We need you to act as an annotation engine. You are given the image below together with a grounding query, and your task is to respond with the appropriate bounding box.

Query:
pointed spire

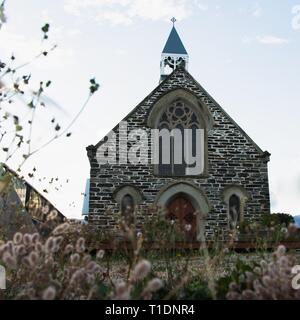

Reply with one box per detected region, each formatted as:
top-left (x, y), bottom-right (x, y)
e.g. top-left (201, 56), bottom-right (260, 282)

top-left (162, 19), bottom-right (188, 55)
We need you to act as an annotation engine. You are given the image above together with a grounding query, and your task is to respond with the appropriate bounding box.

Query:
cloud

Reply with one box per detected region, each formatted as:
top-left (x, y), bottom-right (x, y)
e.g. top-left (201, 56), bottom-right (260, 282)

top-left (64, 0), bottom-right (197, 25)
top-left (256, 35), bottom-right (289, 45)
top-left (0, 26), bottom-right (75, 70)
top-left (242, 34), bottom-right (290, 46)
top-left (193, 0), bottom-right (208, 11)
top-left (114, 48), bottom-right (128, 56)
top-left (95, 10), bottom-right (132, 26)
top-left (242, 35), bottom-right (252, 44)
top-left (253, 3), bottom-right (262, 18)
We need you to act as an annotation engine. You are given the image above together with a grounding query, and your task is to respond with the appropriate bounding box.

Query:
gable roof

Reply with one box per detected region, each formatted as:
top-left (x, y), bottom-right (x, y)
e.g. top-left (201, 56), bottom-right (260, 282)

top-left (162, 26), bottom-right (188, 55)
top-left (88, 67), bottom-right (270, 159)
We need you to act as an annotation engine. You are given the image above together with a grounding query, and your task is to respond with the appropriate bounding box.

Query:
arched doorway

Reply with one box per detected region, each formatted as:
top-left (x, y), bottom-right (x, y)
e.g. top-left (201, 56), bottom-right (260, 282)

top-left (156, 182), bottom-right (210, 242)
top-left (167, 194), bottom-right (197, 241)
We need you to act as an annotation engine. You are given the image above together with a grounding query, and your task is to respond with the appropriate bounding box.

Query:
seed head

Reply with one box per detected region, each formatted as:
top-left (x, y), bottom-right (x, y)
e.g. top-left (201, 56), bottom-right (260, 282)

top-left (276, 245), bottom-right (286, 257)
top-left (45, 237), bottom-right (55, 253)
top-left (53, 223), bottom-right (69, 235)
top-left (76, 237), bottom-right (85, 253)
top-left (132, 259), bottom-right (151, 281)
top-left (64, 244), bottom-right (74, 255)
top-left (16, 244), bottom-right (26, 256)
top-left (3, 252), bottom-right (17, 269)
top-left (13, 232), bottom-right (23, 245)
top-left (23, 234), bottom-right (32, 246)
top-left (47, 210), bottom-right (58, 221)
top-left (145, 278), bottom-right (163, 292)
top-left (42, 286), bottom-right (56, 300)
top-left (31, 233), bottom-right (40, 244)
top-left (96, 249), bottom-right (105, 259)
top-left (70, 253), bottom-right (80, 265)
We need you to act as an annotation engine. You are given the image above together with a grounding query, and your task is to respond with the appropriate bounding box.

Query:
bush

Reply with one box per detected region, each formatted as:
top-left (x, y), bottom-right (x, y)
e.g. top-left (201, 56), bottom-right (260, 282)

top-left (180, 277), bottom-right (212, 300)
top-left (262, 213), bottom-right (295, 228)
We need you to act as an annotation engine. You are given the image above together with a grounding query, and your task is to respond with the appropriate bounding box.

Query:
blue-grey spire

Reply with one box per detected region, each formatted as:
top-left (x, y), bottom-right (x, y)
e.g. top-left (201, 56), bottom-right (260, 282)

top-left (162, 26), bottom-right (188, 55)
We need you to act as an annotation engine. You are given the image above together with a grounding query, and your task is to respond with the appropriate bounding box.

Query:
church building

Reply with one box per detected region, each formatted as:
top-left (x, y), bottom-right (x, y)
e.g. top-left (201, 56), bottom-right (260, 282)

top-left (86, 23), bottom-right (271, 241)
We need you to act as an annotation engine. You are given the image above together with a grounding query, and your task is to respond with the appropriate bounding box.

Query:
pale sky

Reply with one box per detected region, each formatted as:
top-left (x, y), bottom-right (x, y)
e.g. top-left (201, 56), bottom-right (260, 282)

top-left (1, 0), bottom-right (300, 218)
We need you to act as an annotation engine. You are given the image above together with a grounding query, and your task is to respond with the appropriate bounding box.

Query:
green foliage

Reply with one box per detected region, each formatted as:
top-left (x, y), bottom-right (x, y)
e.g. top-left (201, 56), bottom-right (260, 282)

top-left (216, 258), bottom-right (254, 300)
top-left (89, 78), bottom-right (100, 94)
top-left (142, 213), bottom-right (185, 243)
top-left (180, 277), bottom-right (212, 300)
top-left (262, 213), bottom-right (295, 228)
top-left (95, 281), bottom-right (111, 299)
top-left (41, 23), bottom-right (50, 39)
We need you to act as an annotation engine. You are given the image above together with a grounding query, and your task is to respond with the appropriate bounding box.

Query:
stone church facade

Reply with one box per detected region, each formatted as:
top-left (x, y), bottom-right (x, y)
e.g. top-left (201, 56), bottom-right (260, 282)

top-left (86, 25), bottom-right (271, 241)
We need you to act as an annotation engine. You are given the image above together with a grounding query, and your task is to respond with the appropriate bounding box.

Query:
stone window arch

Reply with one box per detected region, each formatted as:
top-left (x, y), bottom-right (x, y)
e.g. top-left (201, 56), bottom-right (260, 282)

top-left (114, 186), bottom-right (143, 223)
top-left (148, 89), bottom-right (213, 177)
top-left (221, 186), bottom-right (249, 229)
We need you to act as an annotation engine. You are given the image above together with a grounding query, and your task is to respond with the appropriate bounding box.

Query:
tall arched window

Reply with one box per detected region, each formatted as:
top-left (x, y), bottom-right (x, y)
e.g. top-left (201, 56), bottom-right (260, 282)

top-left (121, 194), bottom-right (134, 223)
top-left (157, 100), bottom-right (202, 176)
top-left (222, 186), bottom-right (249, 230)
top-left (229, 194), bottom-right (241, 227)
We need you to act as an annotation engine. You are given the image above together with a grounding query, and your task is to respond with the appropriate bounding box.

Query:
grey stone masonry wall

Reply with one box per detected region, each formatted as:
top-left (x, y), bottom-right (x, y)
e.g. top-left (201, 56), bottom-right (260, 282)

top-left (86, 67), bottom-right (271, 240)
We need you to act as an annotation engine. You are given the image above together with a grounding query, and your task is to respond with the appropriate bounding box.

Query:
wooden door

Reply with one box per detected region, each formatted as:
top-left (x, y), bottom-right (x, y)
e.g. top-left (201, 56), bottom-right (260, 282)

top-left (167, 196), bottom-right (197, 241)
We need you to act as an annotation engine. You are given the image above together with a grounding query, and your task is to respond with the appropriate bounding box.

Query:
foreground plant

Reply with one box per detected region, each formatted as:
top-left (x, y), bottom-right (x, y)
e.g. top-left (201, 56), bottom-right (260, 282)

top-left (226, 245), bottom-right (300, 300)
top-left (0, 223), bottom-right (102, 299)
top-left (0, 219), bottom-right (164, 300)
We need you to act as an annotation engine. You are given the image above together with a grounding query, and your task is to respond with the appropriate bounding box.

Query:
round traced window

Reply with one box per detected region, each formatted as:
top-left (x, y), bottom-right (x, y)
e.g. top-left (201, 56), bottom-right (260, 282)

top-left (158, 100), bottom-right (200, 130)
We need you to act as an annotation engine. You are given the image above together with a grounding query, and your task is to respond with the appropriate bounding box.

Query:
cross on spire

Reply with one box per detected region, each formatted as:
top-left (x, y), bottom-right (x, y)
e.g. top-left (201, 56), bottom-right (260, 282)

top-left (171, 17), bottom-right (177, 26)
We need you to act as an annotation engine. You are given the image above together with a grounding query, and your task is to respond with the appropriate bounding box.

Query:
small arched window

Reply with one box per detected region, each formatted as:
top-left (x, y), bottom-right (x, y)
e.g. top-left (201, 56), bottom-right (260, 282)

top-left (157, 100), bottom-right (202, 176)
top-left (222, 185), bottom-right (249, 230)
top-left (229, 194), bottom-right (241, 227)
top-left (114, 186), bottom-right (142, 224)
top-left (121, 194), bottom-right (134, 224)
